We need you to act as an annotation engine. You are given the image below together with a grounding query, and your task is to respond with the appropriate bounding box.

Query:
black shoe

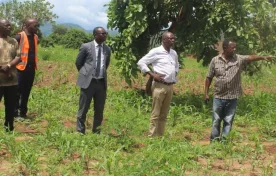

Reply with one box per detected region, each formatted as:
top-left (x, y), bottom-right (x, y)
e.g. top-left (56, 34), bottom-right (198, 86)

top-left (4, 126), bottom-right (14, 132)
top-left (14, 115), bottom-right (25, 121)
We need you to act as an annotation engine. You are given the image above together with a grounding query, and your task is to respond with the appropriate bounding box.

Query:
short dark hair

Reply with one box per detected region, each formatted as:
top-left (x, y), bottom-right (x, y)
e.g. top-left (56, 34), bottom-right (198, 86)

top-left (222, 39), bottom-right (235, 50)
top-left (93, 27), bottom-right (104, 35)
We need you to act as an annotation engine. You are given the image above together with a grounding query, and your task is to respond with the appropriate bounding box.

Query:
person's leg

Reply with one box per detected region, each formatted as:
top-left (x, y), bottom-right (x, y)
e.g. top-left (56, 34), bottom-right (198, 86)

top-left (0, 87), bottom-right (3, 102)
top-left (210, 98), bottom-right (225, 142)
top-left (222, 99), bottom-right (237, 140)
top-left (76, 84), bottom-right (94, 134)
top-left (4, 85), bottom-right (17, 131)
top-left (149, 82), bottom-right (166, 137)
top-left (15, 70), bottom-right (24, 117)
top-left (0, 87), bottom-right (6, 129)
top-left (158, 84), bottom-right (173, 136)
top-left (19, 68), bottom-right (35, 117)
top-left (92, 80), bottom-right (106, 134)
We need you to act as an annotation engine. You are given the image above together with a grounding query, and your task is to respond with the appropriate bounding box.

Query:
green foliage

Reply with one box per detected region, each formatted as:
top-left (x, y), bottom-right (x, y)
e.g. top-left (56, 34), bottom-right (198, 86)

top-left (0, 0), bottom-right (58, 35)
top-left (38, 45), bottom-right (78, 61)
top-left (60, 28), bottom-right (92, 49)
top-left (47, 27), bottom-right (93, 49)
top-left (0, 57), bottom-right (276, 175)
top-left (107, 0), bottom-right (276, 84)
top-left (40, 36), bottom-right (55, 48)
top-left (52, 24), bottom-right (68, 35)
top-left (47, 24), bottom-right (69, 45)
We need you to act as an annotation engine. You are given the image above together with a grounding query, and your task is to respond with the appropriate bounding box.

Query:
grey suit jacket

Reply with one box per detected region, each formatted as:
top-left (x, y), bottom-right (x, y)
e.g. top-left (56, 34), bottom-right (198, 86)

top-left (75, 41), bottom-right (111, 89)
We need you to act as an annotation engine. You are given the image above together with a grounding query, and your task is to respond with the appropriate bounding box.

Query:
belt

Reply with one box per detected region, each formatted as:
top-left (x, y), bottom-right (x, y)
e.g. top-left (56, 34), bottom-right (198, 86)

top-left (154, 79), bottom-right (175, 85)
top-left (91, 78), bottom-right (104, 83)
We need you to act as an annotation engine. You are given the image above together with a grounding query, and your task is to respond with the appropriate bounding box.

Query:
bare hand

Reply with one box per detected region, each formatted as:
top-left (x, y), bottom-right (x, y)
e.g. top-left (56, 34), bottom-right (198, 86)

top-left (264, 56), bottom-right (276, 61)
top-left (152, 73), bottom-right (165, 82)
top-left (0, 65), bottom-right (9, 72)
top-left (204, 94), bottom-right (209, 104)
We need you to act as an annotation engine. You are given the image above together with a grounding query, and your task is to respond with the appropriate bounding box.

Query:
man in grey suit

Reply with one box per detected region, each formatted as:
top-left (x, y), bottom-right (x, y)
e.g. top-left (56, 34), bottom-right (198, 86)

top-left (75, 27), bottom-right (111, 134)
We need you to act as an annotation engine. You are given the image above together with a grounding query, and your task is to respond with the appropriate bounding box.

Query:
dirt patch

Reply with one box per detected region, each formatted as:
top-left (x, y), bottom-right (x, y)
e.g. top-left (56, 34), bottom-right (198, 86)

top-left (264, 144), bottom-right (276, 154)
top-left (0, 160), bottom-right (13, 175)
top-left (83, 159), bottom-right (105, 175)
top-left (0, 149), bottom-right (11, 158)
top-left (15, 136), bottom-right (33, 141)
top-left (35, 62), bottom-right (76, 88)
top-left (71, 152), bottom-right (81, 160)
top-left (63, 120), bottom-right (75, 129)
top-left (15, 124), bottom-right (38, 134)
top-left (197, 157), bottom-right (263, 175)
top-left (40, 120), bottom-right (49, 128)
top-left (132, 143), bottom-right (146, 149)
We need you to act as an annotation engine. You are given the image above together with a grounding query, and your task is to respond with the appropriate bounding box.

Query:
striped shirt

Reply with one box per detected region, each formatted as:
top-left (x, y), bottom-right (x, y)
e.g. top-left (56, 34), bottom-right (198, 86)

top-left (207, 54), bottom-right (249, 99)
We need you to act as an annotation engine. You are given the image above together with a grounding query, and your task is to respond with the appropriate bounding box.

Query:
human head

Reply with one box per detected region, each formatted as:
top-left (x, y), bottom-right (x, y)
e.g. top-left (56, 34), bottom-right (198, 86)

top-left (24, 18), bottom-right (39, 34)
top-left (222, 39), bottom-right (236, 57)
top-left (0, 19), bottom-right (12, 37)
top-left (93, 27), bottom-right (107, 44)
top-left (162, 32), bottom-right (175, 49)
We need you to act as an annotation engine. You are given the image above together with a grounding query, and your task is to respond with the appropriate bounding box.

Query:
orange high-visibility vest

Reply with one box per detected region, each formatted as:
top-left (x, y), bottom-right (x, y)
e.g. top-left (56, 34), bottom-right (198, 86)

top-left (16, 31), bottom-right (38, 70)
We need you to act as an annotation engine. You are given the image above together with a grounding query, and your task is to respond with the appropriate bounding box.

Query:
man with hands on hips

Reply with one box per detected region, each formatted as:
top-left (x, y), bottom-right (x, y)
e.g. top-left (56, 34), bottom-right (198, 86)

top-left (138, 31), bottom-right (179, 137)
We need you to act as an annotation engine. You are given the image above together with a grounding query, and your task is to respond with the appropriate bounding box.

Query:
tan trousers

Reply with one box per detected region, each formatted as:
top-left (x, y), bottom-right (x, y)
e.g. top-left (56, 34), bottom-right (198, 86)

top-left (149, 81), bottom-right (173, 136)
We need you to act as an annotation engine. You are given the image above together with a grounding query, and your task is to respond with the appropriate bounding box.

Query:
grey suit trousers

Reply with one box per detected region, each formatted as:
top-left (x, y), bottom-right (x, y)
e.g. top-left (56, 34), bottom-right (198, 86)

top-left (76, 78), bottom-right (106, 134)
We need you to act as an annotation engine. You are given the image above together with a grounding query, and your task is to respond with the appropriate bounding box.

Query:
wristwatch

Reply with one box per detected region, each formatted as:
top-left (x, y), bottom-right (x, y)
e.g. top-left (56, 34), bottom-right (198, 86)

top-left (7, 63), bottom-right (11, 68)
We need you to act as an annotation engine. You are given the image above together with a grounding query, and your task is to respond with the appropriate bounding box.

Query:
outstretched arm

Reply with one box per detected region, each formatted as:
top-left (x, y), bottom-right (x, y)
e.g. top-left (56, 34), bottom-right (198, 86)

top-left (248, 55), bottom-right (275, 62)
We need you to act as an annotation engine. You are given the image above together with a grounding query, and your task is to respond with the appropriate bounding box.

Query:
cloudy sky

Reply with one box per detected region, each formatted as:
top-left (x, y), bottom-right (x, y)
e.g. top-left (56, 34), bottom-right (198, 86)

top-left (46, 0), bottom-right (111, 30)
top-left (1, 0), bottom-right (111, 30)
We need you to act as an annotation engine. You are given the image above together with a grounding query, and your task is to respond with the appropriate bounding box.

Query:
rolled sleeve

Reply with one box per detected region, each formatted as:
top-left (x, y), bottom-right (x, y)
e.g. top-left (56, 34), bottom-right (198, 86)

top-left (237, 54), bottom-right (249, 67)
top-left (206, 59), bottom-right (215, 78)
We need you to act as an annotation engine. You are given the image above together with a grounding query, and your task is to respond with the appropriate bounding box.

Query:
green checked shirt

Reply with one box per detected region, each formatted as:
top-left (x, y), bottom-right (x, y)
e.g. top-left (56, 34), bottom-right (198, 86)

top-left (207, 54), bottom-right (249, 99)
top-left (0, 37), bottom-right (21, 86)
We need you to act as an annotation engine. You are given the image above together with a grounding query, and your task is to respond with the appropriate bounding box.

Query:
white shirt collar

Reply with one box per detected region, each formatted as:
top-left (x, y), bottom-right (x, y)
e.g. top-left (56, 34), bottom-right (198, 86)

top-left (160, 45), bottom-right (171, 53)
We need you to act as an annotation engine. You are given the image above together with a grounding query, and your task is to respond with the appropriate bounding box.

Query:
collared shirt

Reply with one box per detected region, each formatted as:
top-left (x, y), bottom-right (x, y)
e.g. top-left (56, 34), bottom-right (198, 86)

top-left (207, 54), bottom-right (249, 99)
top-left (137, 45), bottom-right (179, 83)
top-left (15, 33), bottom-right (36, 67)
top-left (0, 37), bottom-right (21, 86)
top-left (93, 40), bottom-right (105, 79)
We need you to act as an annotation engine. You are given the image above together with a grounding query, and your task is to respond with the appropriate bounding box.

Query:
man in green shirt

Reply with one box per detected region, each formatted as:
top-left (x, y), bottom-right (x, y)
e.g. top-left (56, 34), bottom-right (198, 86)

top-left (0, 19), bottom-right (21, 131)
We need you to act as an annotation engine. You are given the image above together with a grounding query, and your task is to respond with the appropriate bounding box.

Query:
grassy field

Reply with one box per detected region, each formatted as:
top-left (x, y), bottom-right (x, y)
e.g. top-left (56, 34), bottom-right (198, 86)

top-left (0, 46), bottom-right (276, 175)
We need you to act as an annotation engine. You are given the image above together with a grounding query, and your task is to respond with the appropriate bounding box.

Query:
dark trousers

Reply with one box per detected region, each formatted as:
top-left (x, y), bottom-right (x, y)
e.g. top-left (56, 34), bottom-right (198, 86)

top-left (0, 85), bottom-right (17, 131)
top-left (16, 66), bottom-right (35, 116)
top-left (76, 79), bottom-right (106, 134)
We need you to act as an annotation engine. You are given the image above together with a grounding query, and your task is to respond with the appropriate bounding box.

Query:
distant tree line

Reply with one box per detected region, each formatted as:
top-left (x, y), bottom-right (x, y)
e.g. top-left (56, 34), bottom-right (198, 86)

top-left (0, 0), bottom-right (57, 37)
top-left (40, 24), bottom-right (93, 49)
top-left (0, 0), bottom-right (95, 49)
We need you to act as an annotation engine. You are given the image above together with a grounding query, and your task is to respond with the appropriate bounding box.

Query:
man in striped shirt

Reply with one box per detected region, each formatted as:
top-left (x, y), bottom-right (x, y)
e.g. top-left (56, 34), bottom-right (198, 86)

top-left (204, 39), bottom-right (274, 142)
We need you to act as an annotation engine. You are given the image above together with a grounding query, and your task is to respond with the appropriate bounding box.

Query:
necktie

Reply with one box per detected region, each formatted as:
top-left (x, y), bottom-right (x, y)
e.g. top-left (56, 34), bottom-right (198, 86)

top-left (95, 45), bottom-right (102, 77)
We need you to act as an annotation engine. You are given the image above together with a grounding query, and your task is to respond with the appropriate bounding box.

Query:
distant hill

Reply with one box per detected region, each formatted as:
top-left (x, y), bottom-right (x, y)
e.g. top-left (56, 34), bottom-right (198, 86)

top-left (40, 23), bottom-right (118, 37)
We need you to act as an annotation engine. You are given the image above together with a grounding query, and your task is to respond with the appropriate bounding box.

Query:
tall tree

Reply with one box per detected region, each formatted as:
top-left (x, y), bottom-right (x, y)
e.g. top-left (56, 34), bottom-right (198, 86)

top-left (0, 0), bottom-right (58, 34)
top-left (107, 0), bottom-right (276, 85)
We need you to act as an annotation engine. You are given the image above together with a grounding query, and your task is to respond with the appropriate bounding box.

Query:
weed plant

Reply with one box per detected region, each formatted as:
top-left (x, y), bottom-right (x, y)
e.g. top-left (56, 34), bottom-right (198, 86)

top-left (0, 50), bottom-right (275, 175)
